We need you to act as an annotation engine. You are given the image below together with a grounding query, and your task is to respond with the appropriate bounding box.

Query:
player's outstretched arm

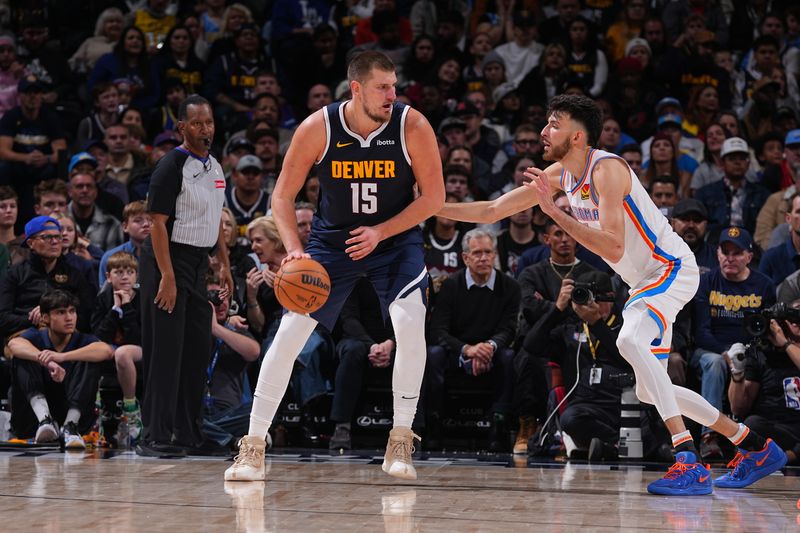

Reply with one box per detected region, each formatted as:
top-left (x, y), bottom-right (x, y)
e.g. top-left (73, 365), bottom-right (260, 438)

top-left (437, 162), bottom-right (562, 223)
top-left (529, 159), bottom-right (626, 263)
top-left (438, 184), bottom-right (538, 223)
top-left (271, 110), bottom-right (326, 260)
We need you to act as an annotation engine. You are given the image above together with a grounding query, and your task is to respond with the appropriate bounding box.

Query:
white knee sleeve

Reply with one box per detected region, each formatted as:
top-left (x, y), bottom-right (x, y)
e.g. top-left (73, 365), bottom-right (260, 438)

top-left (618, 303), bottom-right (720, 426)
top-left (248, 312), bottom-right (318, 438)
top-left (388, 289), bottom-right (427, 428)
top-left (617, 306), bottom-right (682, 421)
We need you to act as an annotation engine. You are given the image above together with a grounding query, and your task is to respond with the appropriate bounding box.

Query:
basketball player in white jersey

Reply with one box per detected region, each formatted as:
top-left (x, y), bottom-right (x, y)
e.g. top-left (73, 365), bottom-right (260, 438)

top-left (439, 95), bottom-right (786, 495)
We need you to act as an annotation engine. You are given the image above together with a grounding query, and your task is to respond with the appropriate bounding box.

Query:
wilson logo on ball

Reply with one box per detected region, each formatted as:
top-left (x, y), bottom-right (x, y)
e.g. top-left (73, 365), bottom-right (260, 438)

top-left (274, 258), bottom-right (331, 314)
top-left (301, 274), bottom-right (330, 292)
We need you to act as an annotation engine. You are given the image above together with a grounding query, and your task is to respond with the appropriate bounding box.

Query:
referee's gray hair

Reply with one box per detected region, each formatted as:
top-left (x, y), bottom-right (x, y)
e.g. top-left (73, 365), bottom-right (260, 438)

top-left (462, 227), bottom-right (497, 251)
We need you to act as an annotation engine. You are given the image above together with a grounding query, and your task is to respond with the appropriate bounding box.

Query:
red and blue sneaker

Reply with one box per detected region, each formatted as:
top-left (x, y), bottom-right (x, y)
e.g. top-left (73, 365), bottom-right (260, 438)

top-left (647, 451), bottom-right (713, 496)
top-left (713, 439), bottom-right (787, 489)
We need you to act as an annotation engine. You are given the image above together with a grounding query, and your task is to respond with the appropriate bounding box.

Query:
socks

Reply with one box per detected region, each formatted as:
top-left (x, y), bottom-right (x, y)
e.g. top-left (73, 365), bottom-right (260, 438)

top-left (730, 423), bottom-right (767, 451)
top-left (672, 430), bottom-right (700, 458)
top-left (30, 394), bottom-right (50, 423)
top-left (65, 408), bottom-right (80, 426)
top-left (123, 398), bottom-right (138, 411)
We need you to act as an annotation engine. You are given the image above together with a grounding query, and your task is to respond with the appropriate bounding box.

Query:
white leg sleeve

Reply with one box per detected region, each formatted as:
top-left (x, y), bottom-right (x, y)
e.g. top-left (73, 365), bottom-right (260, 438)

top-left (388, 289), bottom-right (427, 428)
top-left (248, 312), bottom-right (318, 438)
top-left (617, 302), bottom-right (720, 427)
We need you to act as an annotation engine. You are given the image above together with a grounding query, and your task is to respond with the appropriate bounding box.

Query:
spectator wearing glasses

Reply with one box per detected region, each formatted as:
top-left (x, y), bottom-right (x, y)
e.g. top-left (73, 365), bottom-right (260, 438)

top-left (0, 216), bottom-right (95, 339)
top-left (492, 123), bottom-right (542, 175)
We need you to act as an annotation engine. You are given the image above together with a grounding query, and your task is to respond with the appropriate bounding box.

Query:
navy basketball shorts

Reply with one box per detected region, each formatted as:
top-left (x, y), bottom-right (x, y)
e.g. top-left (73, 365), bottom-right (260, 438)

top-left (305, 239), bottom-right (428, 332)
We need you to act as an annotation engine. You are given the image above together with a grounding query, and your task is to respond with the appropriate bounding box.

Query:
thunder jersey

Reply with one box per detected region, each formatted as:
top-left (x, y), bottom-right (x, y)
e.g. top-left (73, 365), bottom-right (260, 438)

top-left (561, 148), bottom-right (692, 287)
top-left (312, 101), bottom-right (420, 251)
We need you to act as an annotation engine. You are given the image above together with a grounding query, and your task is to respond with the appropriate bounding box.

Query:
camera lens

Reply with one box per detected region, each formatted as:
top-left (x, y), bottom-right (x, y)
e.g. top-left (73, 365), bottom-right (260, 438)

top-left (744, 314), bottom-right (767, 338)
top-left (572, 286), bottom-right (592, 305)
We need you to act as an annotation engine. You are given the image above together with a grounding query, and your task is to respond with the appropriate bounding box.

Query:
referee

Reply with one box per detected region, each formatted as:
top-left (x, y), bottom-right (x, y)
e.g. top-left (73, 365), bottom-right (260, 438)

top-left (136, 95), bottom-right (232, 457)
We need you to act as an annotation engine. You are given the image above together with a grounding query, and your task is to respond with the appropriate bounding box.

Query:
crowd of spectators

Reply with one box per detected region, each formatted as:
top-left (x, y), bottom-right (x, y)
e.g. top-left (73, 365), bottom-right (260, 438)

top-left (0, 0), bottom-right (799, 463)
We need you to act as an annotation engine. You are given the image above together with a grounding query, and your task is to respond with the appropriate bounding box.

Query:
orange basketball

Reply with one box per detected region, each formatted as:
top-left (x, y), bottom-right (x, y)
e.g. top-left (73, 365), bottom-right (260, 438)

top-left (274, 258), bottom-right (331, 314)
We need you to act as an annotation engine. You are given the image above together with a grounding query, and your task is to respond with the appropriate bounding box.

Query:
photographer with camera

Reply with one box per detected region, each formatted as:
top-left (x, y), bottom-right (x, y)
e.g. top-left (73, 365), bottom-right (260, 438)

top-left (693, 227), bottom-right (776, 460)
top-left (202, 273), bottom-right (261, 452)
top-left (513, 218), bottom-right (598, 454)
top-left (520, 270), bottom-right (636, 461)
top-left (726, 300), bottom-right (800, 466)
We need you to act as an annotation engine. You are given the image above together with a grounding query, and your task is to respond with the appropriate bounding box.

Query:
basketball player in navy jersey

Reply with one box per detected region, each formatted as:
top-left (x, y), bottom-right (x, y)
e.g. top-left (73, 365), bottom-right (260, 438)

top-left (438, 94), bottom-right (786, 496)
top-left (225, 51), bottom-right (444, 482)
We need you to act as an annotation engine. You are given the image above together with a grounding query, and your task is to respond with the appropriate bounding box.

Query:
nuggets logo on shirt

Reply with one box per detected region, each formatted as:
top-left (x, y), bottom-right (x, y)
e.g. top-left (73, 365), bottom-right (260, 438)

top-left (708, 291), bottom-right (763, 317)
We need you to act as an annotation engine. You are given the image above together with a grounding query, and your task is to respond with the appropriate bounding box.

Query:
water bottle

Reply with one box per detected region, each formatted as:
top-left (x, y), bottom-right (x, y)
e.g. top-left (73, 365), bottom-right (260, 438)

top-left (618, 385), bottom-right (643, 459)
top-left (116, 416), bottom-right (130, 450)
top-left (0, 399), bottom-right (10, 441)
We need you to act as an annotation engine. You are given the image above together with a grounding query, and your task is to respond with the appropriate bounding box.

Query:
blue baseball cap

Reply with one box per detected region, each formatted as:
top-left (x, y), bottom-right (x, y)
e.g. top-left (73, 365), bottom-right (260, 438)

top-left (23, 216), bottom-right (61, 246)
top-left (785, 129), bottom-right (800, 147)
top-left (68, 152), bottom-right (98, 173)
top-left (657, 114), bottom-right (682, 129)
top-left (718, 226), bottom-right (752, 251)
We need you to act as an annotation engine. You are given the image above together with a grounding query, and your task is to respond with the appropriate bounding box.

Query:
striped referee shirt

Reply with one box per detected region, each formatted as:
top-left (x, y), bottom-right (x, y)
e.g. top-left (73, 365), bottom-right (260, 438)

top-left (147, 146), bottom-right (226, 248)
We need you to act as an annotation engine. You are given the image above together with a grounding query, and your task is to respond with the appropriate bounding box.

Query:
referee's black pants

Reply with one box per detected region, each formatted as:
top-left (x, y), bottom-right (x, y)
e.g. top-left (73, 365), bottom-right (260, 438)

top-left (140, 241), bottom-right (211, 446)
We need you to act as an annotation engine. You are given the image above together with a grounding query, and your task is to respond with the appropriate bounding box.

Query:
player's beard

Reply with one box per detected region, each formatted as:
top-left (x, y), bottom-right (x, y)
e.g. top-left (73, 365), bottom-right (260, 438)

top-left (363, 101), bottom-right (389, 123)
top-left (544, 137), bottom-right (571, 161)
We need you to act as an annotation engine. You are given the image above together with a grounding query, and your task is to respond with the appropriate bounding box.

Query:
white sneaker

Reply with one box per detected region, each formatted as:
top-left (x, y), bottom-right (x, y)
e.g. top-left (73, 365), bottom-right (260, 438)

top-left (35, 417), bottom-right (59, 444)
top-left (382, 427), bottom-right (420, 480)
top-left (224, 436), bottom-right (267, 481)
top-left (62, 422), bottom-right (86, 450)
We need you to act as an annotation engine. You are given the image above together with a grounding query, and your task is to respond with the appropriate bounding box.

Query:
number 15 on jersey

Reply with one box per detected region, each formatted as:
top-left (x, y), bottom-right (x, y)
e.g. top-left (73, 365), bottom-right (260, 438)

top-left (351, 183), bottom-right (377, 214)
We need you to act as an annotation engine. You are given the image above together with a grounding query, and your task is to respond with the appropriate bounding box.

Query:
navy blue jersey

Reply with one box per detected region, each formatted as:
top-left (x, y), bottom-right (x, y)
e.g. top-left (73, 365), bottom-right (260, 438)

top-left (311, 101), bottom-right (421, 251)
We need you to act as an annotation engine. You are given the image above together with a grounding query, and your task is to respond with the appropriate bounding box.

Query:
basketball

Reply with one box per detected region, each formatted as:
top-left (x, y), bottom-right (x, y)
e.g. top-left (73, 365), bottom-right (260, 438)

top-left (274, 258), bottom-right (331, 314)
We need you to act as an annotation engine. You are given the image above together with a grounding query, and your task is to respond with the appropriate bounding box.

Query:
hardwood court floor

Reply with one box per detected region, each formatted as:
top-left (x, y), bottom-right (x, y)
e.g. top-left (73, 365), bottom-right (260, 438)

top-left (1, 448), bottom-right (798, 532)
